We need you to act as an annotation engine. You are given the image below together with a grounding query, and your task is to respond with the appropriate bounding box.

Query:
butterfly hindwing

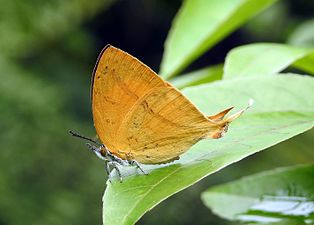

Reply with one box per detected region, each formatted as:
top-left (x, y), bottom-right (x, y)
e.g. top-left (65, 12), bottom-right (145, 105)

top-left (115, 86), bottom-right (211, 163)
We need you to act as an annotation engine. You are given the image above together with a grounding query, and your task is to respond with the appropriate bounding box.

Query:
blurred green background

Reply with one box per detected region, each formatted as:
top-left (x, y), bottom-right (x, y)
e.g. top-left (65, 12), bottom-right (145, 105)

top-left (0, 0), bottom-right (313, 225)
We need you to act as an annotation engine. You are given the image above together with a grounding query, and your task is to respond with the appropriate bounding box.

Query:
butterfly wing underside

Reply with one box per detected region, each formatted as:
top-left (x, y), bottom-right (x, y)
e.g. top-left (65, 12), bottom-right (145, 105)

top-left (92, 45), bottom-right (211, 164)
top-left (116, 86), bottom-right (214, 164)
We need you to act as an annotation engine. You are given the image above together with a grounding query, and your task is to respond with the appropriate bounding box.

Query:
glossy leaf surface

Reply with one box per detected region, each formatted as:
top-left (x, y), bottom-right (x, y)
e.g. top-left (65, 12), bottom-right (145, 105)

top-left (160, 0), bottom-right (277, 79)
top-left (201, 164), bottom-right (314, 224)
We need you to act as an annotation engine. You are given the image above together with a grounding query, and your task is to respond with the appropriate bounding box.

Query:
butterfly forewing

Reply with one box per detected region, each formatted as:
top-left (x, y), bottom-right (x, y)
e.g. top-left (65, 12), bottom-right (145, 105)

top-left (92, 46), bottom-right (212, 164)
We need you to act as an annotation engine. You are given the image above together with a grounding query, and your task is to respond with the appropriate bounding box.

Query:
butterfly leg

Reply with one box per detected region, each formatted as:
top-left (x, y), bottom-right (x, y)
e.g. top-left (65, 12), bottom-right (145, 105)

top-left (129, 160), bottom-right (148, 175)
top-left (104, 162), bottom-right (112, 183)
top-left (109, 161), bottom-right (123, 183)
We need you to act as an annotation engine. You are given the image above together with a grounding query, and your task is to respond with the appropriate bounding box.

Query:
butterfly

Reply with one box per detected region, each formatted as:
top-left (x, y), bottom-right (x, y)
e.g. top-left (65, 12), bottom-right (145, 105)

top-left (70, 45), bottom-right (252, 182)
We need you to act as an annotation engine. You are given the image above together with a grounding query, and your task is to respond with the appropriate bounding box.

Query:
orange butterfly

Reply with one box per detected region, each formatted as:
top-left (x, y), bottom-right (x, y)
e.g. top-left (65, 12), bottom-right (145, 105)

top-left (70, 45), bottom-right (252, 182)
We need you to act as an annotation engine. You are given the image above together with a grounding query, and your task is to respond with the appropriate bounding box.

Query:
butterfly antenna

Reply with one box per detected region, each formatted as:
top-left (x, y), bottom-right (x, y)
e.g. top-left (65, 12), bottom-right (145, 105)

top-left (69, 130), bottom-right (101, 146)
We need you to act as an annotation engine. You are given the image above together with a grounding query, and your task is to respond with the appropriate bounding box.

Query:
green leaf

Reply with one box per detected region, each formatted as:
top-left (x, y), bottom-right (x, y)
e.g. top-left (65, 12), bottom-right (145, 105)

top-left (293, 53), bottom-right (314, 75)
top-left (288, 18), bottom-right (314, 48)
top-left (160, 0), bottom-right (278, 79)
top-left (170, 65), bottom-right (223, 89)
top-left (102, 74), bottom-right (314, 225)
top-left (201, 164), bottom-right (314, 224)
top-left (223, 43), bottom-right (314, 79)
top-left (242, 1), bottom-right (288, 41)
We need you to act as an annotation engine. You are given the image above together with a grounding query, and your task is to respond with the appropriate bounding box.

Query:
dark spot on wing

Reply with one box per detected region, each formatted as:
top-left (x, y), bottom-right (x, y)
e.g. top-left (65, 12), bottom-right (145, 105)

top-left (133, 122), bottom-right (139, 128)
top-left (101, 65), bottom-right (109, 75)
top-left (141, 100), bottom-right (154, 114)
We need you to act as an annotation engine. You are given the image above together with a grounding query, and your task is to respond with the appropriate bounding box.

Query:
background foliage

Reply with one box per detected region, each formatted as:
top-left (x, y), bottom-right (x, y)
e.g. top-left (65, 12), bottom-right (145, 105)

top-left (0, 0), bottom-right (313, 225)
